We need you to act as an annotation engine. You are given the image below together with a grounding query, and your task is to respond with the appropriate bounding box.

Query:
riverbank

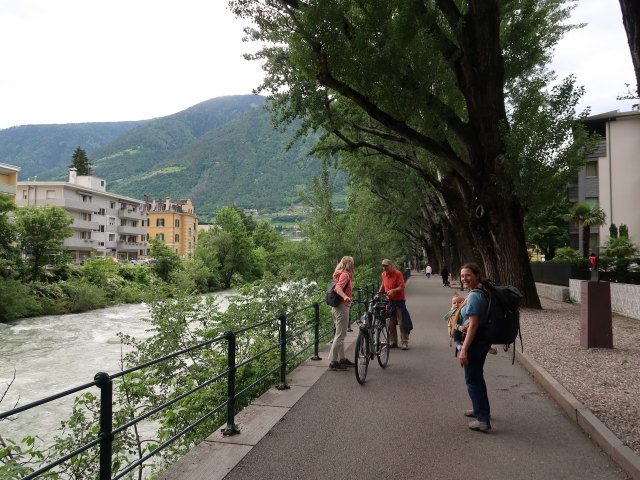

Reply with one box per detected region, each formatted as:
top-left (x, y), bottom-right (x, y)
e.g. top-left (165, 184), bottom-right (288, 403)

top-left (519, 297), bottom-right (640, 457)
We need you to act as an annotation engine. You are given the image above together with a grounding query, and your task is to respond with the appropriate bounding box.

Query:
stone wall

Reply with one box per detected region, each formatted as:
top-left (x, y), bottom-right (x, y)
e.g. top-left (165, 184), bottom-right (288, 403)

top-left (569, 279), bottom-right (640, 320)
top-left (535, 282), bottom-right (570, 302)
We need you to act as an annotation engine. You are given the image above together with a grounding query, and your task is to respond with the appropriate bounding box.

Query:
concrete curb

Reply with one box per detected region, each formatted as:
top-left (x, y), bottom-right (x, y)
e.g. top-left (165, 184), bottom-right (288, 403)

top-left (516, 349), bottom-right (640, 480)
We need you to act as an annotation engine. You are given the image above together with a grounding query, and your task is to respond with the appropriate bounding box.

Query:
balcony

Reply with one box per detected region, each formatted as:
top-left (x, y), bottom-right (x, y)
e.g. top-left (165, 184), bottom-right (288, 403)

top-left (64, 237), bottom-right (97, 250)
top-left (117, 241), bottom-right (144, 252)
top-left (72, 219), bottom-right (100, 231)
top-left (118, 208), bottom-right (145, 221)
top-left (117, 225), bottom-right (147, 235)
top-left (45, 197), bottom-right (95, 213)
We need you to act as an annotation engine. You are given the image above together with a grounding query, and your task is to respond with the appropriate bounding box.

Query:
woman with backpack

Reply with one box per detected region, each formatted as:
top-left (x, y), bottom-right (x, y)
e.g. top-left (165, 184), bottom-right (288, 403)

top-left (328, 256), bottom-right (355, 371)
top-left (458, 263), bottom-right (493, 432)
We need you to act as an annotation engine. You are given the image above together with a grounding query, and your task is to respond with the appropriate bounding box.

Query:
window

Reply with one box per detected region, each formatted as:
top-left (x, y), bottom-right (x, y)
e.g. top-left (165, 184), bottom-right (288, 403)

top-left (156, 218), bottom-right (165, 227)
top-left (156, 233), bottom-right (164, 241)
top-left (174, 234), bottom-right (180, 243)
top-left (100, 181), bottom-right (105, 187)
top-left (108, 217), bottom-right (115, 226)
top-left (46, 190), bottom-right (56, 199)
top-left (82, 195), bottom-right (91, 203)
top-left (108, 234), bottom-right (115, 241)
top-left (585, 162), bottom-right (598, 178)
top-left (99, 242), bottom-right (105, 246)
top-left (82, 213), bottom-right (92, 221)
top-left (121, 219), bottom-right (127, 226)
top-left (110, 201), bottom-right (116, 209)
top-left (585, 197), bottom-right (599, 208)
top-left (22, 189), bottom-right (27, 199)
top-left (97, 208), bottom-right (105, 215)
top-left (80, 231), bottom-right (91, 240)
top-left (99, 225), bottom-right (105, 232)
top-left (175, 219), bottom-right (180, 228)
top-left (188, 227), bottom-right (192, 236)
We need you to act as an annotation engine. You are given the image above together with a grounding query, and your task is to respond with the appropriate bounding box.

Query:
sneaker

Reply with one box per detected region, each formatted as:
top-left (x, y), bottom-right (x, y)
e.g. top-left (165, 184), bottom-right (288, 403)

top-left (328, 361), bottom-right (347, 371)
top-left (468, 420), bottom-right (491, 432)
top-left (339, 358), bottom-right (356, 367)
top-left (464, 410), bottom-right (476, 418)
top-left (401, 342), bottom-right (409, 350)
top-left (389, 343), bottom-right (398, 349)
top-left (489, 347), bottom-right (498, 355)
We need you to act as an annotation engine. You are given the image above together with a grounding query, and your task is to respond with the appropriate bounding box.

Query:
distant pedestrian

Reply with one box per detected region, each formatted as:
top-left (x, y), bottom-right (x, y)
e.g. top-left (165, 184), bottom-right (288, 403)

top-left (425, 263), bottom-right (432, 279)
top-left (441, 266), bottom-right (450, 287)
top-left (379, 259), bottom-right (413, 350)
top-left (328, 256), bottom-right (355, 371)
top-left (458, 263), bottom-right (493, 433)
top-left (589, 252), bottom-right (597, 270)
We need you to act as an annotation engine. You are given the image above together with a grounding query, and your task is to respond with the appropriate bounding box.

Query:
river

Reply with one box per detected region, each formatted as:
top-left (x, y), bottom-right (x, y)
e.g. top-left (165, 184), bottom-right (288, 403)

top-left (0, 293), bottom-right (231, 446)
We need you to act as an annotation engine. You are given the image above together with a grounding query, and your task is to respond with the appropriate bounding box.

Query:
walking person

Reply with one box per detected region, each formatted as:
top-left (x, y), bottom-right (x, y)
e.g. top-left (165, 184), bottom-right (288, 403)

top-left (440, 265), bottom-right (450, 287)
top-left (425, 263), bottom-right (432, 279)
top-left (379, 259), bottom-right (413, 350)
top-left (328, 256), bottom-right (356, 371)
top-left (458, 263), bottom-right (493, 432)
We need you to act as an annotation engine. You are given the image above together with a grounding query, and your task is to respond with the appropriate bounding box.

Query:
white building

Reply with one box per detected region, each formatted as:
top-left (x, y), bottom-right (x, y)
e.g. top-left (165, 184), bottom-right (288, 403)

top-left (569, 110), bottom-right (640, 252)
top-left (16, 169), bottom-right (147, 262)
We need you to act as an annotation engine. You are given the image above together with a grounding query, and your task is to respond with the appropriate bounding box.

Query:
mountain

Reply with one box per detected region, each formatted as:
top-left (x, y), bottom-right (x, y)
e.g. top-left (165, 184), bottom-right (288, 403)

top-left (109, 107), bottom-right (324, 218)
top-left (0, 121), bottom-right (145, 178)
top-left (3, 95), bottom-right (339, 218)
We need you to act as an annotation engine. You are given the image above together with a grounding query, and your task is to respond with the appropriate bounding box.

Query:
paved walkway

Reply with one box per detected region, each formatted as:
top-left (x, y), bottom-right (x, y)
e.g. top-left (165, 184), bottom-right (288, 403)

top-left (160, 273), bottom-right (629, 480)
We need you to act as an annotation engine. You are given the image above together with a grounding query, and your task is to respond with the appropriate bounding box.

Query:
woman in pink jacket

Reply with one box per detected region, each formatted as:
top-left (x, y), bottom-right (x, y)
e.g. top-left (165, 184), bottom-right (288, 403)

top-left (328, 256), bottom-right (355, 371)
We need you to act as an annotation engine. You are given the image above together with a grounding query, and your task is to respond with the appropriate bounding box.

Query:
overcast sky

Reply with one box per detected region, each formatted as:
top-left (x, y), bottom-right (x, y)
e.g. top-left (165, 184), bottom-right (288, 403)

top-left (0, 0), bottom-right (636, 130)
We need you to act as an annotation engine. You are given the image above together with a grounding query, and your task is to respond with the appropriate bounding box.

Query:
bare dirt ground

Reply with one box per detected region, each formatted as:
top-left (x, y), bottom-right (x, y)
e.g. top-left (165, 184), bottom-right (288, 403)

top-left (520, 297), bottom-right (640, 456)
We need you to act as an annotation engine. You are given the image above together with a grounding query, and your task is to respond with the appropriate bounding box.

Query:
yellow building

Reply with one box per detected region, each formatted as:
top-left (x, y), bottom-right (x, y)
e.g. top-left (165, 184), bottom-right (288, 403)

top-left (142, 197), bottom-right (198, 259)
top-left (0, 162), bottom-right (21, 202)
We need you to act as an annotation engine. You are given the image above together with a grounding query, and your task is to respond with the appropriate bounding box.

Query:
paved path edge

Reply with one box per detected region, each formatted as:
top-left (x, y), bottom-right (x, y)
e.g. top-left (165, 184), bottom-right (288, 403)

top-left (156, 324), bottom-right (360, 480)
top-left (516, 348), bottom-right (640, 480)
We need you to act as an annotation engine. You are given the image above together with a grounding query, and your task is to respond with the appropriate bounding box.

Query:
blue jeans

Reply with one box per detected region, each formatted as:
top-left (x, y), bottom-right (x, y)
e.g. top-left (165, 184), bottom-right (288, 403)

top-left (463, 340), bottom-right (492, 422)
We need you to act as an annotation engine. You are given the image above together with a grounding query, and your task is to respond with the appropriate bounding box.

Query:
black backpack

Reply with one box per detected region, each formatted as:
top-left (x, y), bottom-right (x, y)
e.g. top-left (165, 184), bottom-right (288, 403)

top-left (472, 283), bottom-right (523, 363)
top-left (326, 278), bottom-right (350, 307)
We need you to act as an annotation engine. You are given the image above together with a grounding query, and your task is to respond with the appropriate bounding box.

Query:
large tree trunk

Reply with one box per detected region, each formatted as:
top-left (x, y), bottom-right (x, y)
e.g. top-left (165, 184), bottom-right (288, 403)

top-left (468, 188), bottom-right (541, 308)
top-left (620, 0), bottom-right (640, 96)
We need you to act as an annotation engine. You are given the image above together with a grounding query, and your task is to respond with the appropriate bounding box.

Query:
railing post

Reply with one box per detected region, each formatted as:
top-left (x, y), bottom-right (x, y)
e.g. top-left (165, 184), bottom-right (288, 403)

top-left (95, 372), bottom-right (113, 480)
top-left (357, 287), bottom-right (363, 324)
top-left (311, 302), bottom-right (321, 361)
top-left (276, 314), bottom-right (290, 390)
top-left (221, 330), bottom-right (240, 436)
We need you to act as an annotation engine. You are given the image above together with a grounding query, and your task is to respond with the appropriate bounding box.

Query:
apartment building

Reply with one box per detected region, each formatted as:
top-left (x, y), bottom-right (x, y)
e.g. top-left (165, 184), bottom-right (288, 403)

top-left (0, 162), bottom-right (21, 202)
top-left (141, 196), bottom-right (198, 259)
top-left (16, 169), bottom-right (147, 262)
top-left (568, 109), bottom-right (640, 252)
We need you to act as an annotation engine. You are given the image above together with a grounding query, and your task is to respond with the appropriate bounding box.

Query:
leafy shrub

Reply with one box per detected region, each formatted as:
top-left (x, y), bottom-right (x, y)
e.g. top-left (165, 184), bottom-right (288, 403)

top-left (60, 280), bottom-right (108, 312)
top-left (80, 257), bottom-right (120, 285)
top-left (553, 247), bottom-right (582, 261)
top-left (0, 279), bottom-right (40, 321)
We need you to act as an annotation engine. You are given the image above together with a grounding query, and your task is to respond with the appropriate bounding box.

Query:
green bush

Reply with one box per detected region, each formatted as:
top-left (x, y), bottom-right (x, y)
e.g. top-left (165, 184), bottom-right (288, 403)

top-left (553, 247), bottom-right (582, 261)
top-left (0, 279), bottom-right (40, 321)
top-left (112, 284), bottom-right (146, 304)
top-left (60, 280), bottom-right (108, 313)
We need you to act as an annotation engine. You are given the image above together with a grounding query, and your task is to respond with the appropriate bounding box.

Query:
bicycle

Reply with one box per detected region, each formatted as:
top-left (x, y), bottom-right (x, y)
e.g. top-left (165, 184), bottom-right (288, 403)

top-left (352, 291), bottom-right (391, 384)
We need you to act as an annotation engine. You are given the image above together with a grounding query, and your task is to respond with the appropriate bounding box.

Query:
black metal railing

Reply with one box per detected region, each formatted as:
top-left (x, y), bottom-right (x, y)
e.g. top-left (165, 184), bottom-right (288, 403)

top-left (1, 292), bottom-right (382, 480)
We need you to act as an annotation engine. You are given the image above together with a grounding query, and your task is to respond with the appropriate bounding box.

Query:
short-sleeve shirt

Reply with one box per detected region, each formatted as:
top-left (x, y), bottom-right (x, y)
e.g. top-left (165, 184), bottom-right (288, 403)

top-left (460, 288), bottom-right (489, 325)
top-left (333, 270), bottom-right (352, 305)
top-left (381, 268), bottom-right (405, 301)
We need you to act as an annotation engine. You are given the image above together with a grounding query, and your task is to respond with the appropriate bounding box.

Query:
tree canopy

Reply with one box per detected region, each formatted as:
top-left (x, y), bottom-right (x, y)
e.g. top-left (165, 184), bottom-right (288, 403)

top-left (230, 0), bottom-right (596, 306)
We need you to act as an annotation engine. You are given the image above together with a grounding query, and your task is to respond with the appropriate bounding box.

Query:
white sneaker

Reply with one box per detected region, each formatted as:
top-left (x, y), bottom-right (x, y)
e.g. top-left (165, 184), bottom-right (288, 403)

top-left (401, 342), bottom-right (409, 350)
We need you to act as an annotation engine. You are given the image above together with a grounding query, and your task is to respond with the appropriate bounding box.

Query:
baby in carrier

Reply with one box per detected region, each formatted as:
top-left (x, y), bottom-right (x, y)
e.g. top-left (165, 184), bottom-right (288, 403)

top-left (445, 294), bottom-right (497, 356)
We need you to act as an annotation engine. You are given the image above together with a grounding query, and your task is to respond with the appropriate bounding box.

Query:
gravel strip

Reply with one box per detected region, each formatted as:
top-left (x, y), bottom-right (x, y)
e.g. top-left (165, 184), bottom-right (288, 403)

top-left (520, 297), bottom-right (640, 456)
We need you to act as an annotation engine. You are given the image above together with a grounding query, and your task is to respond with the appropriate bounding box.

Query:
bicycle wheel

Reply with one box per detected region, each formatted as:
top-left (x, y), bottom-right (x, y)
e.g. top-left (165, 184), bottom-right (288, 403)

top-left (376, 321), bottom-right (390, 368)
top-left (354, 331), bottom-right (370, 384)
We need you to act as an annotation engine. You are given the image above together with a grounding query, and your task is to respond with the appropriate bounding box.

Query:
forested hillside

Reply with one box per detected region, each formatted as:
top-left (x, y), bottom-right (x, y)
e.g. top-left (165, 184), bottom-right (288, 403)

top-left (0, 121), bottom-right (144, 178)
top-left (108, 107), bottom-right (325, 218)
top-left (3, 95), bottom-right (341, 217)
